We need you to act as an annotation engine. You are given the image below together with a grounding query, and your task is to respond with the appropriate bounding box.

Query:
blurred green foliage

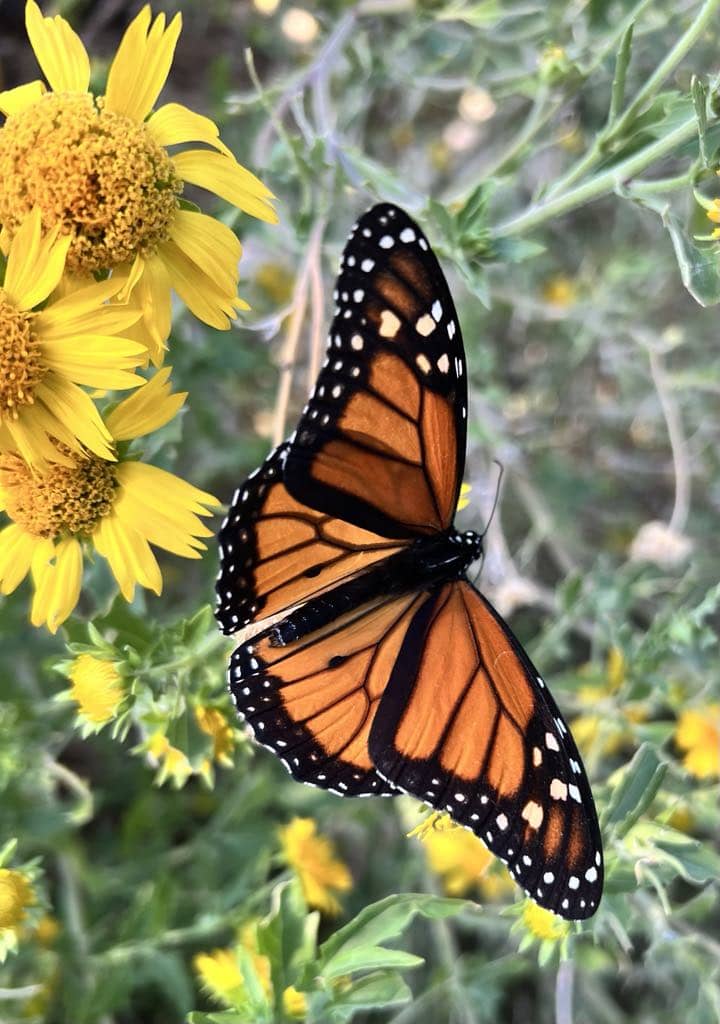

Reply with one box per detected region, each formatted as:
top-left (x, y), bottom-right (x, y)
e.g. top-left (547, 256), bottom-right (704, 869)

top-left (1, 0), bottom-right (720, 1022)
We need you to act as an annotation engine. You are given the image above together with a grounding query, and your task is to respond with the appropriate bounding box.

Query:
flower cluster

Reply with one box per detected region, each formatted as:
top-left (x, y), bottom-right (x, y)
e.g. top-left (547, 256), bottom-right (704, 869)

top-left (0, 2), bottom-right (276, 634)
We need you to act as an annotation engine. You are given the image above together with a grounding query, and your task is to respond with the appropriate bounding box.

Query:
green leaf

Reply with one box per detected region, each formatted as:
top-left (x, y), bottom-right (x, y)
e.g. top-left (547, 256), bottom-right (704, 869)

top-left (636, 823), bottom-right (720, 885)
top-left (326, 971), bottom-right (412, 1021)
top-left (319, 893), bottom-right (468, 965)
top-left (257, 880), bottom-right (318, 1003)
top-left (691, 76), bottom-right (710, 167)
top-left (322, 946), bottom-right (424, 981)
top-left (664, 210), bottom-right (720, 306)
top-left (608, 23), bottom-right (634, 123)
top-left (604, 743), bottom-right (667, 835)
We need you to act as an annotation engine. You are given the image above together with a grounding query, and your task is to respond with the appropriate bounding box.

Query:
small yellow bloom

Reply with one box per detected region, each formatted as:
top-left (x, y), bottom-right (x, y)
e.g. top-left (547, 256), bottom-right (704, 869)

top-left (67, 654), bottom-right (124, 725)
top-left (283, 985), bottom-right (308, 1018)
top-left (676, 706), bottom-right (720, 779)
top-left (279, 817), bottom-right (352, 915)
top-left (607, 646), bottom-right (626, 690)
top-left (457, 482), bottom-right (471, 512)
top-left (193, 948), bottom-right (245, 1006)
top-left (196, 707), bottom-right (235, 767)
top-left (521, 901), bottom-right (570, 942)
top-left (542, 275), bottom-right (577, 308)
top-left (34, 914), bottom-right (59, 947)
top-left (147, 732), bottom-right (193, 788)
top-left (417, 815), bottom-right (492, 896)
top-left (0, 208), bottom-right (143, 468)
top-left (0, 869), bottom-right (34, 929)
top-left (0, 368), bottom-right (219, 632)
top-left (0, 2), bottom-right (277, 363)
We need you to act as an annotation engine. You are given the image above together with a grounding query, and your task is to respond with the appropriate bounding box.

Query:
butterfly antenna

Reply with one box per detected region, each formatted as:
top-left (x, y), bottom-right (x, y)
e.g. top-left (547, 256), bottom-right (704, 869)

top-left (481, 459), bottom-right (505, 539)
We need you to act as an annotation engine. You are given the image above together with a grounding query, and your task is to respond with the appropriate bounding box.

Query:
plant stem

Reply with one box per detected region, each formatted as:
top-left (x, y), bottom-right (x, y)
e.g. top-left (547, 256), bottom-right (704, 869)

top-left (493, 115), bottom-right (699, 238)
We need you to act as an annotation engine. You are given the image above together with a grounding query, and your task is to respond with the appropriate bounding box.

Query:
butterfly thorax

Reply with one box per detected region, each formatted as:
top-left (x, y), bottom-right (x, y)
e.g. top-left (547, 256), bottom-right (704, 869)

top-left (270, 528), bottom-right (482, 648)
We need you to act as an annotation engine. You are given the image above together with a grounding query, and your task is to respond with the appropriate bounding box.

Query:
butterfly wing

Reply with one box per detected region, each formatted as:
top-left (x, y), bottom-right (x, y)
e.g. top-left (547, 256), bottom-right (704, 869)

top-left (283, 203), bottom-right (468, 539)
top-left (216, 444), bottom-right (407, 635)
top-left (369, 580), bottom-right (603, 920)
top-left (228, 589), bottom-right (433, 796)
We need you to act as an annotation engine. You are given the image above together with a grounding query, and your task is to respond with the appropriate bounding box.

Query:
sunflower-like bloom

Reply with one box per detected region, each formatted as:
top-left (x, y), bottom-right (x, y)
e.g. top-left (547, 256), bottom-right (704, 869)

top-left (278, 817), bottom-right (352, 915)
top-left (0, 368), bottom-right (219, 632)
top-left (0, 2), bottom-right (277, 364)
top-left (0, 208), bottom-right (144, 467)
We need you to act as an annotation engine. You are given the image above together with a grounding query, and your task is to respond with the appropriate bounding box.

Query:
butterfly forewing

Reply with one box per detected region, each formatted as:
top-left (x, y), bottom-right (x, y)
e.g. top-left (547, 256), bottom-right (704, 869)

top-left (284, 204), bottom-right (468, 538)
top-left (216, 444), bottom-right (406, 635)
top-left (369, 581), bottom-right (603, 920)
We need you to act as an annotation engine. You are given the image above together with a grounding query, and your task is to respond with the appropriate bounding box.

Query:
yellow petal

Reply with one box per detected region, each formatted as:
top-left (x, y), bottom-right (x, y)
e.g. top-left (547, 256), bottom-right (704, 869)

top-left (3, 209), bottom-right (71, 311)
top-left (106, 366), bottom-right (186, 441)
top-left (36, 279), bottom-right (140, 339)
top-left (104, 6), bottom-right (181, 122)
top-left (170, 209), bottom-right (241, 293)
top-left (128, 254), bottom-right (173, 366)
top-left (30, 538), bottom-right (83, 633)
top-left (10, 402), bottom-right (78, 466)
top-left (0, 80), bottom-right (46, 116)
top-left (159, 238), bottom-right (245, 329)
top-left (117, 460), bottom-right (219, 516)
top-left (0, 524), bottom-right (39, 594)
top-left (25, 0), bottom-right (91, 93)
top-left (35, 375), bottom-right (115, 460)
top-left (40, 336), bottom-right (146, 390)
top-left (147, 102), bottom-right (232, 156)
top-left (93, 514), bottom-right (162, 600)
top-left (114, 462), bottom-right (212, 557)
top-left (171, 150), bottom-right (277, 222)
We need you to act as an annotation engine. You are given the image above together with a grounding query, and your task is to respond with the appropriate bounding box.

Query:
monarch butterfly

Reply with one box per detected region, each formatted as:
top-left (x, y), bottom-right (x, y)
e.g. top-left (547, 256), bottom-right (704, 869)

top-left (216, 203), bottom-right (603, 920)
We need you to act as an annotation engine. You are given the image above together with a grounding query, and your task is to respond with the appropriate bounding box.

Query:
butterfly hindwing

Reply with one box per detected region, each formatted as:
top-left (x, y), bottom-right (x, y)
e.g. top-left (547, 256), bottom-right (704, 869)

top-left (283, 203), bottom-right (468, 539)
top-left (216, 444), bottom-right (406, 635)
top-left (369, 581), bottom-right (603, 920)
top-left (228, 590), bottom-right (433, 796)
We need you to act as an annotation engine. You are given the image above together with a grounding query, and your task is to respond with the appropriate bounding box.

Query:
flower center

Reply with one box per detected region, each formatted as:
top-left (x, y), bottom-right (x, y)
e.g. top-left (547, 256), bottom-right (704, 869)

top-left (0, 449), bottom-right (118, 538)
top-left (0, 93), bottom-right (182, 274)
top-left (0, 290), bottom-right (46, 418)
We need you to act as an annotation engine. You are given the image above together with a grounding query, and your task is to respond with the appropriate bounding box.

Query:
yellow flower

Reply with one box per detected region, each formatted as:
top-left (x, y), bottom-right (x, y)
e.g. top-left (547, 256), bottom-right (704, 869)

top-left (542, 275), bottom-right (577, 308)
top-left (147, 731), bottom-right (193, 788)
top-left (0, 208), bottom-right (143, 468)
top-left (283, 986), bottom-right (308, 1018)
top-left (457, 482), bottom-right (471, 512)
top-left (0, 869), bottom-right (34, 929)
top-left (0, 2), bottom-right (277, 364)
top-left (196, 706), bottom-right (235, 767)
top-left (67, 654), bottom-right (124, 725)
top-left (676, 706), bottom-right (720, 779)
top-left (415, 814), bottom-right (490, 896)
top-left (194, 948), bottom-right (246, 1006)
top-left (0, 368), bottom-right (219, 632)
top-left (34, 914), bottom-right (59, 947)
top-left (521, 901), bottom-right (570, 942)
top-left (279, 817), bottom-right (352, 915)
top-left (193, 939), bottom-right (272, 1009)
top-left (706, 198), bottom-right (720, 238)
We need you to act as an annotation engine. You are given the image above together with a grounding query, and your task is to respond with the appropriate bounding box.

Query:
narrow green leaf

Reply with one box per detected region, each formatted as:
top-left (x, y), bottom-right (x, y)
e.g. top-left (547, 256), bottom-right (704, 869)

top-left (665, 210), bottom-right (720, 306)
top-left (604, 743), bottom-right (667, 835)
top-left (691, 75), bottom-right (709, 166)
top-left (609, 23), bottom-right (634, 124)
top-left (327, 970), bottom-right (412, 1020)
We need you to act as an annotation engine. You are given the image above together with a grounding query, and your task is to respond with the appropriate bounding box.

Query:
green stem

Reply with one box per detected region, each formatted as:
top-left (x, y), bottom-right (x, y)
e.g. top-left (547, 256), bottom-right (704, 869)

top-left (610, 0), bottom-right (720, 144)
top-left (627, 171), bottom-right (694, 195)
top-left (145, 629), bottom-right (228, 679)
top-left (493, 114), bottom-right (699, 238)
top-left (545, 0), bottom-right (718, 199)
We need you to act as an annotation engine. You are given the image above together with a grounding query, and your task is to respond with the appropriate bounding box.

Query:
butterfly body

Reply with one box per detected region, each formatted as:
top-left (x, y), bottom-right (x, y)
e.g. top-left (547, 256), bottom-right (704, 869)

top-left (216, 203), bottom-right (604, 920)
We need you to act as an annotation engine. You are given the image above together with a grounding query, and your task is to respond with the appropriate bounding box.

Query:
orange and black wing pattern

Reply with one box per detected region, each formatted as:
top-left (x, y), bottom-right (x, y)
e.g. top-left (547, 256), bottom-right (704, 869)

top-left (284, 204), bottom-right (467, 538)
top-left (369, 581), bottom-right (603, 919)
top-left (229, 590), bottom-right (432, 796)
top-left (216, 444), bottom-right (406, 635)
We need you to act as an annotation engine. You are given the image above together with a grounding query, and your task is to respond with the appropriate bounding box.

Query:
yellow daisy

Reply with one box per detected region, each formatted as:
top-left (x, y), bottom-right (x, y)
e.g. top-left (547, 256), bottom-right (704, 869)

top-left (0, 368), bottom-right (219, 632)
top-left (675, 705), bottom-right (720, 779)
top-left (278, 817), bottom-right (352, 915)
top-left (0, 869), bottom-right (34, 930)
top-left (66, 654), bottom-right (124, 726)
top-left (0, 2), bottom-right (277, 365)
top-left (0, 207), bottom-right (143, 467)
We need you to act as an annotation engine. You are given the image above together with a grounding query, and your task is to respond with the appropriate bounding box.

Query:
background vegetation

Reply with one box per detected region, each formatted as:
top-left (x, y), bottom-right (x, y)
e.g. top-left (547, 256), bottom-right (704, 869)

top-left (1, 0), bottom-right (719, 1021)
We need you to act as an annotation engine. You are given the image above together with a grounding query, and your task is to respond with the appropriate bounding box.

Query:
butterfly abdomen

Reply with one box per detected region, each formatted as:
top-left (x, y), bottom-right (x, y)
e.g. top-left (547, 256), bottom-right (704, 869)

top-left (270, 529), bottom-right (482, 647)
